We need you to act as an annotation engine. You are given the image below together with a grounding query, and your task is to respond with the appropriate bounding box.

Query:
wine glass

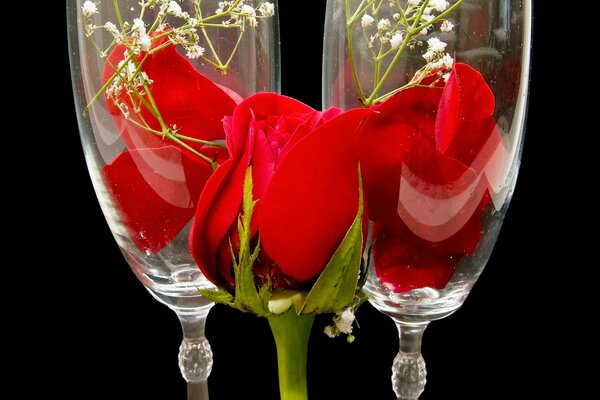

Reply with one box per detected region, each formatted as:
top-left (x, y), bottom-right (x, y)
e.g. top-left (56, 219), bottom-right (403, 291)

top-left (323, 0), bottom-right (531, 398)
top-left (67, 1), bottom-right (279, 398)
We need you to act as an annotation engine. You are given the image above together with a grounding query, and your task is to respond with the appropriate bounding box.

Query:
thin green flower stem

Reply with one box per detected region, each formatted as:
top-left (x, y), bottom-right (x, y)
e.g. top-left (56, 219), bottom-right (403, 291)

top-left (139, 0), bottom-right (159, 20)
top-left (360, 20), bottom-right (378, 60)
top-left (131, 79), bottom-right (217, 165)
top-left (126, 102), bottom-right (216, 165)
top-left (194, 0), bottom-right (202, 18)
top-left (175, 135), bottom-right (227, 147)
top-left (200, 23), bottom-right (245, 28)
top-left (373, 24), bottom-right (387, 87)
top-left (120, 113), bottom-right (226, 149)
top-left (83, 51), bottom-right (136, 114)
top-left (394, 0), bottom-right (409, 26)
top-left (197, 6), bottom-right (226, 70)
top-left (201, 0), bottom-right (244, 23)
top-left (223, 30), bottom-right (245, 71)
top-left (113, 0), bottom-right (125, 30)
top-left (147, 12), bottom-right (166, 34)
top-left (375, 15), bottom-right (406, 62)
top-left (199, 55), bottom-right (223, 70)
top-left (346, 0), bottom-right (367, 104)
top-left (348, 0), bottom-right (377, 25)
top-left (408, 0), bottom-right (466, 35)
top-left (364, 0), bottom-right (430, 105)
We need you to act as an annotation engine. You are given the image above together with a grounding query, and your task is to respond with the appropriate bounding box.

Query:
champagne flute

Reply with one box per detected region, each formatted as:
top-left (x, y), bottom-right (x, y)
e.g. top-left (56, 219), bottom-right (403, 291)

top-left (68, 1), bottom-right (280, 397)
top-left (323, 0), bottom-right (531, 397)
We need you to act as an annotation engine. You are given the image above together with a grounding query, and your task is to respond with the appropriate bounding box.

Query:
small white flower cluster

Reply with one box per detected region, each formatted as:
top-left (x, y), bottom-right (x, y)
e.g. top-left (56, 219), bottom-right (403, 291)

top-left (355, 0), bottom-right (458, 91)
top-left (81, 1), bottom-right (98, 18)
top-left (106, 54), bottom-right (155, 118)
top-left (359, 0), bottom-right (455, 54)
top-left (422, 37), bottom-right (454, 82)
top-left (406, 0), bottom-right (451, 36)
top-left (362, 13), bottom-right (400, 49)
top-left (132, 18), bottom-right (151, 53)
top-left (323, 308), bottom-right (357, 343)
top-left (215, 1), bottom-right (275, 29)
top-left (83, 0), bottom-right (277, 142)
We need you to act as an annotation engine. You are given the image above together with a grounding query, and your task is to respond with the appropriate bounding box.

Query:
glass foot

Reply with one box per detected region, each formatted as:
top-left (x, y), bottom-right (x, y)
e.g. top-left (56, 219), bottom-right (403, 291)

top-left (392, 320), bottom-right (429, 399)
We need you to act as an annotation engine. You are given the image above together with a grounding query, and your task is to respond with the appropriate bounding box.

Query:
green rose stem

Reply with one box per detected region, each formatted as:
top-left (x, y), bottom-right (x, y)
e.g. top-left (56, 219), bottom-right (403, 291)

top-left (267, 310), bottom-right (315, 400)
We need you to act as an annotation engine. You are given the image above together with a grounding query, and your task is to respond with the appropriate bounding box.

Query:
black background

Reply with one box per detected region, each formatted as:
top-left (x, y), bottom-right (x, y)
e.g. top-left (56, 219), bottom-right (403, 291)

top-left (39, 1), bottom-right (563, 398)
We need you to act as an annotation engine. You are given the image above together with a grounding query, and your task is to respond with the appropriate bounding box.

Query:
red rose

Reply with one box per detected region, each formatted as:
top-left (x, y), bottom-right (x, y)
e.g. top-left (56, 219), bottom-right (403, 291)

top-left (190, 93), bottom-right (371, 288)
top-left (101, 38), bottom-right (237, 253)
top-left (358, 63), bottom-right (503, 292)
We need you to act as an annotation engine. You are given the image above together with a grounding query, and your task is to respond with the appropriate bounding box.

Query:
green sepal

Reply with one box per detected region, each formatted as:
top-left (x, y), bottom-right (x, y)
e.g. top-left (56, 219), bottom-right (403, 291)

top-left (232, 166), bottom-right (269, 316)
top-left (301, 166), bottom-right (364, 314)
top-left (198, 287), bottom-right (234, 305)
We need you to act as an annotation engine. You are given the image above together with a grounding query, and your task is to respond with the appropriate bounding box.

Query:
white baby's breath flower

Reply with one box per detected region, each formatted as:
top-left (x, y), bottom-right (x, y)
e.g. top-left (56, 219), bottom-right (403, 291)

top-left (408, 0), bottom-right (421, 6)
top-left (336, 309), bottom-right (356, 335)
top-left (258, 2), bottom-right (275, 17)
top-left (393, 13), bottom-right (400, 21)
top-left (440, 20), bottom-right (454, 32)
top-left (247, 17), bottom-right (258, 27)
top-left (430, 0), bottom-right (449, 12)
top-left (104, 22), bottom-right (123, 42)
top-left (390, 31), bottom-right (403, 50)
top-left (421, 14), bottom-right (434, 23)
top-left (82, 1), bottom-right (98, 18)
top-left (420, 27), bottom-right (429, 35)
top-left (427, 37), bottom-right (447, 52)
top-left (186, 45), bottom-right (205, 59)
top-left (167, 1), bottom-right (183, 17)
top-left (361, 14), bottom-right (374, 28)
top-left (138, 33), bottom-right (152, 52)
top-left (443, 72), bottom-right (451, 82)
top-left (132, 18), bottom-right (146, 34)
top-left (441, 53), bottom-right (454, 69)
top-left (377, 18), bottom-right (391, 31)
top-left (323, 326), bottom-right (335, 338)
top-left (241, 4), bottom-right (256, 16)
top-left (422, 49), bottom-right (435, 62)
top-left (368, 34), bottom-right (376, 48)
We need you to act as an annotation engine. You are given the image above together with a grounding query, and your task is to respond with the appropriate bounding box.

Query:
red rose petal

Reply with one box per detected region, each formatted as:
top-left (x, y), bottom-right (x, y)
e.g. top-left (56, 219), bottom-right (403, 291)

top-left (190, 94), bottom-right (317, 287)
top-left (358, 86), bottom-right (442, 223)
top-left (227, 93), bottom-right (315, 158)
top-left (373, 221), bottom-right (459, 293)
top-left (102, 146), bottom-right (214, 253)
top-left (259, 109), bottom-right (372, 282)
top-left (358, 64), bottom-right (500, 293)
top-left (103, 38), bottom-right (237, 154)
top-left (189, 158), bottom-right (246, 287)
top-left (436, 63), bottom-right (496, 166)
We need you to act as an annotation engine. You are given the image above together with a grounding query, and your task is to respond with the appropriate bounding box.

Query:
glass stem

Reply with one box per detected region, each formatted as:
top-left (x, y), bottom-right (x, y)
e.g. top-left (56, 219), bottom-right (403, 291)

top-left (267, 310), bottom-right (315, 400)
top-left (391, 319), bottom-right (429, 400)
top-left (176, 304), bottom-right (214, 400)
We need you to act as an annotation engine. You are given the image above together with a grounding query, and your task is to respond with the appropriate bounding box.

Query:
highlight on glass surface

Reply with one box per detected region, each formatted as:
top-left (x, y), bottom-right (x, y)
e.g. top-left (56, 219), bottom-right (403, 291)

top-left (323, 0), bottom-right (531, 397)
top-left (67, 1), bottom-right (279, 397)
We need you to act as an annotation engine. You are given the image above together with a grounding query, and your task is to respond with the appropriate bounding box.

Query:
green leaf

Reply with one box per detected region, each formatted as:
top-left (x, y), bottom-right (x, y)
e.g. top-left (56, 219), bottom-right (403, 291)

top-left (301, 166), bottom-right (364, 314)
top-left (233, 166), bottom-right (269, 316)
top-left (199, 287), bottom-right (234, 305)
